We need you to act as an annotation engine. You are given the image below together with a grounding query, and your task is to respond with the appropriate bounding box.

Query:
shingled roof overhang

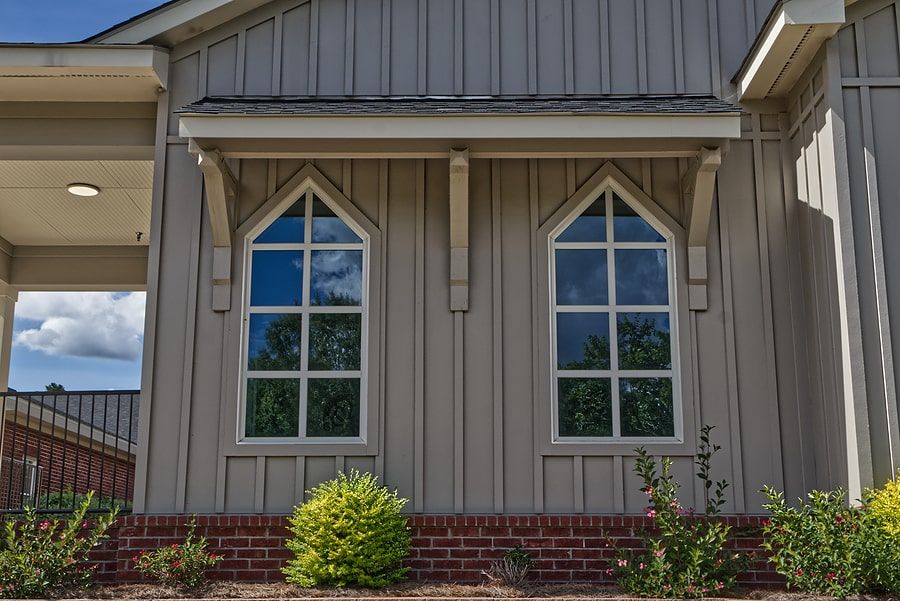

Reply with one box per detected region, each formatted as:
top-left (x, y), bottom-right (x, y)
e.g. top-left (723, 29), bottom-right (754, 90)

top-left (178, 95), bottom-right (741, 159)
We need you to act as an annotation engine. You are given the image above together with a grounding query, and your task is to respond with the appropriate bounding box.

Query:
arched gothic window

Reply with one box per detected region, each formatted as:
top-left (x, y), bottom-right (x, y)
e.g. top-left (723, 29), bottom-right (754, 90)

top-left (550, 185), bottom-right (678, 441)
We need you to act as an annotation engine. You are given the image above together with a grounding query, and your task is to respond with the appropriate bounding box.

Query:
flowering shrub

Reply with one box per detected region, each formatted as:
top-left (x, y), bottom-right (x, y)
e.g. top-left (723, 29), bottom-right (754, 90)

top-left (0, 491), bottom-right (117, 598)
top-left (762, 484), bottom-right (900, 596)
top-left (283, 470), bottom-right (410, 587)
top-left (133, 518), bottom-right (222, 590)
top-left (611, 425), bottom-right (743, 598)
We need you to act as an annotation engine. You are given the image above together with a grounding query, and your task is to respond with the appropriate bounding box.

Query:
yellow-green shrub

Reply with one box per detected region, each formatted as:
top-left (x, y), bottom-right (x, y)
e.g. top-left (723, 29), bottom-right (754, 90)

top-left (867, 470), bottom-right (900, 539)
top-left (282, 470), bottom-right (410, 588)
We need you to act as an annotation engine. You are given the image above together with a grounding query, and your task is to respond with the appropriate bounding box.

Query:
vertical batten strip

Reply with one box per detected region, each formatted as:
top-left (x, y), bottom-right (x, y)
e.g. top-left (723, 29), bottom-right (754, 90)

top-left (174, 172), bottom-right (203, 513)
top-left (308, 0), bottom-right (320, 95)
top-left (254, 456), bottom-right (265, 513)
top-left (613, 455), bottom-right (625, 512)
top-left (336, 456), bottom-right (346, 474)
top-left (345, 0), bottom-right (356, 95)
top-left (342, 160), bottom-right (352, 197)
top-left (563, 0), bottom-right (575, 94)
top-left (454, 312), bottom-right (465, 513)
top-left (528, 159), bottom-right (543, 513)
top-left (750, 113), bottom-right (785, 492)
top-left (419, 0), bottom-right (428, 95)
top-left (707, 0), bottom-right (721, 96)
top-left (375, 159), bottom-right (389, 480)
top-left (235, 29), bottom-right (246, 94)
top-left (599, 0), bottom-right (611, 94)
top-left (641, 158), bottom-right (652, 196)
top-left (132, 92), bottom-right (171, 514)
top-left (490, 0), bottom-right (501, 95)
top-left (527, 0), bottom-right (538, 95)
top-left (198, 48), bottom-right (209, 98)
top-left (672, 0), bottom-right (685, 93)
top-left (214, 317), bottom-right (230, 513)
top-left (636, 0), bottom-right (648, 94)
top-left (413, 159), bottom-right (426, 512)
top-left (295, 456), bottom-right (306, 503)
top-left (717, 173), bottom-right (747, 513)
top-left (381, 0), bottom-right (391, 95)
top-left (272, 12), bottom-right (284, 95)
top-left (573, 456), bottom-right (584, 513)
top-left (490, 159), bottom-right (504, 514)
top-left (855, 23), bottom-right (900, 469)
top-left (454, 0), bottom-right (464, 94)
top-left (744, 0), bottom-right (756, 45)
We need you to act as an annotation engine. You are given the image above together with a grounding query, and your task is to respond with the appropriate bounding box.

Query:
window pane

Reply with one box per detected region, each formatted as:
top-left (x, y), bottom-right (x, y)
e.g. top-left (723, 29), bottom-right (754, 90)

top-left (256, 199), bottom-right (305, 243)
top-left (310, 250), bottom-right (363, 306)
top-left (312, 196), bottom-right (362, 243)
top-left (250, 250), bottom-right (303, 307)
top-left (307, 378), bottom-right (361, 437)
top-left (615, 249), bottom-right (668, 305)
top-left (555, 249), bottom-right (608, 305)
top-left (308, 313), bottom-right (362, 371)
top-left (245, 378), bottom-right (299, 437)
top-left (613, 194), bottom-right (664, 242)
top-left (620, 378), bottom-right (674, 437)
top-left (558, 377), bottom-right (612, 437)
top-left (557, 197), bottom-right (605, 242)
top-left (617, 313), bottom-right (671, 370)
top-left (556, 312), bottom-right (610, 370)
top-left (248, 314), bottom-right (302, 371)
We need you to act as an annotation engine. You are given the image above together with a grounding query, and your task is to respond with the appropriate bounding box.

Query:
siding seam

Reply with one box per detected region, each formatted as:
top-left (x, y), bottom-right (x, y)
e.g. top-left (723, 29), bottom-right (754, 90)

top-left (345, 0), bottom-right (356, 95)
top-left (375, 159), bottom-right (389, 481)
top-left (453, 311), bottom-right (464, 514)
top-left (272, 12), bottom-right (283, 95)
top-left (308, 0), bottom-right (319, 96)
top-left (414, 159), bottom-right (425, 513)
top-left (528, 158), bottom-right (543, 513)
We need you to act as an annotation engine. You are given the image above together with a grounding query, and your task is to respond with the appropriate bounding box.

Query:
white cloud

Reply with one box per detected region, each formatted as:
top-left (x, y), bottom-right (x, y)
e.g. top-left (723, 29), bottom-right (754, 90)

top-left (14, 292), bottom-right (146, 361)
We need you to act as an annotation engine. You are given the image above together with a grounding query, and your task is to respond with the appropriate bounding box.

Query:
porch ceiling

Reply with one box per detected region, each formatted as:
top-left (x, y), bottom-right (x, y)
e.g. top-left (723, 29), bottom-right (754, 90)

top-left (0, 160), bottom-right (152, 246)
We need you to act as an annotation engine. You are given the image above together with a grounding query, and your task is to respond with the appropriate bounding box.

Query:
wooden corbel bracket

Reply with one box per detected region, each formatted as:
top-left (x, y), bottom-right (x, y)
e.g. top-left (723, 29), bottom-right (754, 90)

top-left (683, 145), bottom-right (726, 311)
top-left (189, 139), bottom-right (237, 312)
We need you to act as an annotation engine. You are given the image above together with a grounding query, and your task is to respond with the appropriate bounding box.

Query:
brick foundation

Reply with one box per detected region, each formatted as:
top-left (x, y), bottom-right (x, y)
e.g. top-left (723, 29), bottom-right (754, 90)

top-left (88, 514), bottom-right (781, 585)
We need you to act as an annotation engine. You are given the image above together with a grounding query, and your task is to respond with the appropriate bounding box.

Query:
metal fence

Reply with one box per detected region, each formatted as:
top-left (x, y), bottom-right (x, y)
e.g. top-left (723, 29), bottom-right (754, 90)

top-left (0, 390), bottom-right (139, 514)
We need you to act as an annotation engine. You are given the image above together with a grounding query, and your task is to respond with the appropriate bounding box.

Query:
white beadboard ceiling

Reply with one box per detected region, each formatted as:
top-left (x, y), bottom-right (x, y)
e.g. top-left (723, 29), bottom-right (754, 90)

top-left (0, 160), bottom-right (153, 246)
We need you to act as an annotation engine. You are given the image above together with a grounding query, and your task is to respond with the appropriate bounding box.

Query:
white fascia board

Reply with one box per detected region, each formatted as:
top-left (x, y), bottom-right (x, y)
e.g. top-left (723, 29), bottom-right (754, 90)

top-left (93, 0), bottom-right (270, 45)
top-left (179, 113), bottom-right (742, 141)
top-left (737, 0), bottom-right (844, 100)
top-left (0, 45), bottom-right (169, 88)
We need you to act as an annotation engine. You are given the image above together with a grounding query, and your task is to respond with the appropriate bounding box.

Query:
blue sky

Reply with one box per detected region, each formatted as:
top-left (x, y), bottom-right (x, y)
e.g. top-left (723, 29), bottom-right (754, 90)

top-left (0, 1), bottom-right (168, 43)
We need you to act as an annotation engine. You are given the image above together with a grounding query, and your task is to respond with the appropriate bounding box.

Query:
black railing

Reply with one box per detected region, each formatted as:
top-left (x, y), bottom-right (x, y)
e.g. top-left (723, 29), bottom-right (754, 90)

top-left (0, 390), bottom-right (139, 514)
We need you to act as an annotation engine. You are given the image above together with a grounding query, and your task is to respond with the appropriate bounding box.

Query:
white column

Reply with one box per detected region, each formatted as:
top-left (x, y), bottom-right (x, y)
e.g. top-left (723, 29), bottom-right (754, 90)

top-left (0, 282), bottom-right (17, 392)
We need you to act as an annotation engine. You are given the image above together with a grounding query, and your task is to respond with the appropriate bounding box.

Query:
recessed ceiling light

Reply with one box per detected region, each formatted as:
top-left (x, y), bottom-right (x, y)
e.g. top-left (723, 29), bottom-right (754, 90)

top-left (66, 183), bottom-right (100, 197)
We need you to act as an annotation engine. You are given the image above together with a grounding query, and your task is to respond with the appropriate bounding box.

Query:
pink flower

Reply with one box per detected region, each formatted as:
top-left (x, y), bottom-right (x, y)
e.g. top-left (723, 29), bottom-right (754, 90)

top-left (716, 582), bottom-right (725, 590)
top-left (617, 559), bottom-right (628, 567)
top-left (132, 555), bottom-right (139, 563)
top-left (172, 560), bottom-right (182, 568)
top-left (605, 568), bottom-right (614, 576)
top-left (654, 550), bottom-right (664, 558)
top-left (834, 516), bottom-right (845, 524)
top-left (646, 510), bottom-right (657, 519)
top-left (638, 562), bottom-right (645, 570)
top-left (826, 572), bottom-right (836, 581)
top-left (38, 521), bottom-right (50, 531)
top-left (795, 569), bottom-right (804, 577)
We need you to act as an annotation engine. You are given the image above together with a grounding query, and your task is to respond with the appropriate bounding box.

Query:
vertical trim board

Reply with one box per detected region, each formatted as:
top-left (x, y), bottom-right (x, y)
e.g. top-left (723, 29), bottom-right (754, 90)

top-left (453, 311), bottom-right (465, 513)
top-left (254, 456), bottom-right (265, 513)
top-left (599, 0), bottom-right (611, 94)
top-left (414, 159), bottom-right (426, 512)
top-left (527, 0), bottom-right (538, 95)
top-left (345, 0), bottom-right (356, 95)
top-left (491, 159), bottom-right (505, 514)
top-left (375, 159), bottom-right (389, 480)
top-left (308, 0), bottom-right (320, 95)
top-left (528, 158), bottom-right (543, 513)
top-left (636, 0), bottom-right (648, 94)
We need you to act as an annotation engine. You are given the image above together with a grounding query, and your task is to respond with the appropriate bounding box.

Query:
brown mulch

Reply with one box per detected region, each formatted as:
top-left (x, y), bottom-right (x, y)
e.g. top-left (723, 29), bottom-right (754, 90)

top-left (52, 583), bottom-right (900, 601)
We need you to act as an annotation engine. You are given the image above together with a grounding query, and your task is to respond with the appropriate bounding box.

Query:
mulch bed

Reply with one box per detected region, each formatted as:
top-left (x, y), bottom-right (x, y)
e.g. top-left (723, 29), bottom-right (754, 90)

top-left (50, 583), bottom-right (900, 601)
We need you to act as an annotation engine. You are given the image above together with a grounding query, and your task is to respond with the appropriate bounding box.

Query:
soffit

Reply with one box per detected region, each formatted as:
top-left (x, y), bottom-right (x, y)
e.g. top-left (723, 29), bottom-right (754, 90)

top-left (0, 160), bottom-right (152, 246)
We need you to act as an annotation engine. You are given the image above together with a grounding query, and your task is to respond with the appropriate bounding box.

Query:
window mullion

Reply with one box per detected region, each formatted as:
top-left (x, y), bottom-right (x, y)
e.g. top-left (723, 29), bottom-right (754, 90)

top-left (607, 189), bottom-right (621, 438)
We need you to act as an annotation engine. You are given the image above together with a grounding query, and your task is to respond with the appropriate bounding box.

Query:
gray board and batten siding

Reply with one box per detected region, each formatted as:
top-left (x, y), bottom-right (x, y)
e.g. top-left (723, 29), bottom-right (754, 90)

top-left (137, 0), bottom-right (867, 515)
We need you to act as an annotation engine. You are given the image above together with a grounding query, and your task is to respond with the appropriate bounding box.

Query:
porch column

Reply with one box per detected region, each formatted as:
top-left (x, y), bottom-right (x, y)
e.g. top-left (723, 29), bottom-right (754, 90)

top-left (0, 282), bottom-right (17, 392)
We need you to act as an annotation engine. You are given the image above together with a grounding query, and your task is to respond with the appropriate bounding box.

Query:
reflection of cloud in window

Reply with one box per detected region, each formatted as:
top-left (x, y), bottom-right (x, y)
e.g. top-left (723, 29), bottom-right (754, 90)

top-left (555, 249), bottom-right (608, 305)
top-left (310, 251), bottom-right (363, 305)
top-left (557, 313), bottom-right (610, 369)
top-left (615, 249), bottom-right (668, 305)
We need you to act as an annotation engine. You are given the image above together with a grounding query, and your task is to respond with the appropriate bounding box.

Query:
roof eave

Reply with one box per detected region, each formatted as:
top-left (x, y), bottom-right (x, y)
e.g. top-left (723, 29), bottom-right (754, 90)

top-left (734, 0), bottom-right (845, 101)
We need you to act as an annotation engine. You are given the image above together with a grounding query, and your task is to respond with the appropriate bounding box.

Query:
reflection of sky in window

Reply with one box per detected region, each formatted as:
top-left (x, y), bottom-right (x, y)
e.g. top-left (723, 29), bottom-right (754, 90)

top-left (613, 194), bottom-right (663, 242)
top-left (312, 197), bottom-right (362, 243)
top-left (615, 249), bottom-right (668, 305)
top-left (248, 314), bottom-right (301, 370)
top-left (558, 198), bottom-right (605, 242)
top-left (251, 250), bottom-right (303, 306)
top-left (557, 312), bottom-right (610, 369)
top-left (617, 312), bottom-right (670, 369)
top-left (555, 249), bottom-right (607, 305)
top-left (310, 250), bottom-right (363, 305)
top-left (256, 200), bottom-right (305, 243)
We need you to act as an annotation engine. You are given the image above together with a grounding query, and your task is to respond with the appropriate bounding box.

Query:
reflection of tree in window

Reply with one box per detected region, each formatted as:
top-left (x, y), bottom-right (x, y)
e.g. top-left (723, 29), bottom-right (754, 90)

top-left (248, 314), bottom-right (301, 370)
top-left (307, 379), bottom-right (360, 437)
top-left (246, 379), bottom-right (299, 437)
top-left (558, 378), bottom-right (611, 437)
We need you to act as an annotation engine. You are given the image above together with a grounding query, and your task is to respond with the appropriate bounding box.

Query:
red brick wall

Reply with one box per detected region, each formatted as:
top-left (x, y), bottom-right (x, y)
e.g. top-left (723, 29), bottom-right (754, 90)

top-left (88, 514), bottom-right (780, 586)
top-left (0, 419), bottom-right (135, 509)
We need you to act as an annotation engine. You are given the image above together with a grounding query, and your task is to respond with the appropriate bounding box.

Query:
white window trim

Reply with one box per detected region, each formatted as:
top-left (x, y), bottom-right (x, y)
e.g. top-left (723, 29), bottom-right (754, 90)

top-left (548, 185), bottom-right (683, 444)
top-left (235, 173), bottom-right (380, 449)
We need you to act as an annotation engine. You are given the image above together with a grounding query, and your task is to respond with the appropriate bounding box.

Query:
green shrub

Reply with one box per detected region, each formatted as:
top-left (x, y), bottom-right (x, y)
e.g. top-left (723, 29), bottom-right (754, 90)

top-left (36, 488), bottom-right (126, 513)
top-left (282, 470), bottom-right (410, 588)
top-left (611, 425), bottom-right (744, 598)
top-left (134, 517), bottom-right (222, 590)
top-left (0, 491), bottom-right (117, 598)
top-left (761, 486), bottom-right (900, 596)
top-left (482, 546), bottom-right (533, 586)
top-left (867, 469), bottom-right (900, 539)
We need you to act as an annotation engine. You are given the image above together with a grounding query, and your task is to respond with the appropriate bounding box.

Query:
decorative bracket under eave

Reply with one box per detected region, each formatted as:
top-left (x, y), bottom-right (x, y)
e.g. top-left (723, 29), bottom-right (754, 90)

top-left (188, 139), bottom-right (237, 312)
top-left (683, 145), bottom-right (725, 311)
top-left (449, 148), bottom-right (470, 312)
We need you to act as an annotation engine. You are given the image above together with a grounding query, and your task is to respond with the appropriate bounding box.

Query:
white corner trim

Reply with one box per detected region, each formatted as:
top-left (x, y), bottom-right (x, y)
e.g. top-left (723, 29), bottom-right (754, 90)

top-left (737, 0), bottom-right (844, 100)
top-left (179, 113), bottom-right (741, 141)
